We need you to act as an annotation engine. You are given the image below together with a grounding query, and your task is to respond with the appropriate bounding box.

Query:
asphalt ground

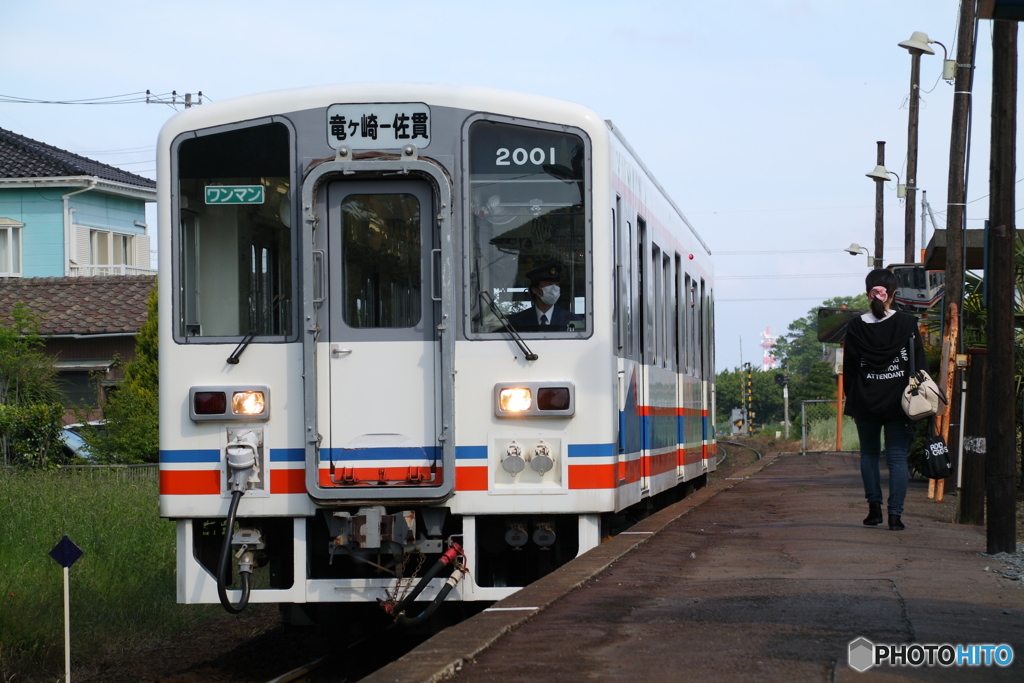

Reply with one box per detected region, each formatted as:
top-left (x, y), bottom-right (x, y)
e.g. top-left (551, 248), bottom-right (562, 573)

top-left (364, 452), bottom-right (1024, 682)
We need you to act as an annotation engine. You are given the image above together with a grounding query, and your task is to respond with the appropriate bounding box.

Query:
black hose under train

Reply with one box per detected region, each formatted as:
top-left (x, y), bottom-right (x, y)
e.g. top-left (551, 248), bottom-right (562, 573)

top-left (217, 489), bottom-right (250, 613)
top-left (395, 579), bottom-right (458, 627)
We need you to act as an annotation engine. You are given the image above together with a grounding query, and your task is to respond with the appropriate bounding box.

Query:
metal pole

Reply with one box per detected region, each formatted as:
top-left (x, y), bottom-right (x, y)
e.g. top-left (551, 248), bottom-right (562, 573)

top-left (906, 51), bottom-right (923, 263)
top-left (783, 383), bottom-right (790, 440)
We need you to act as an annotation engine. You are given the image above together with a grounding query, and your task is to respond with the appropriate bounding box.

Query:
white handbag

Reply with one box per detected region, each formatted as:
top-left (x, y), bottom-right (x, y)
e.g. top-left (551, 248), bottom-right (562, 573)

top-left (903, 369), bottom-right (945, 420)
top-left (901, 334), bottom-right (946, 420)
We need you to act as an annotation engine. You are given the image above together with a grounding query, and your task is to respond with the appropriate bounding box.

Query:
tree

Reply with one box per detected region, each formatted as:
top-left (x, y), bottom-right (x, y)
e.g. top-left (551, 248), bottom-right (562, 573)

top-left (771, 294), bottom-right (868, 379)
top-left (0, 303), bottom-right (65, 467)
top-left (715, 366), bottom-right (786, 428)
top-left (83, 286), bottom-right (158, 463)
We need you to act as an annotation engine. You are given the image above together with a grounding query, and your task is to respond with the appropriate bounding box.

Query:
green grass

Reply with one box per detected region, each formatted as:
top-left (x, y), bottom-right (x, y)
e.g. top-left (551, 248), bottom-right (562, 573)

top-left (0, 468), bottom-right (222, 681)
top-left (806, 417), bottom-right (861, 451)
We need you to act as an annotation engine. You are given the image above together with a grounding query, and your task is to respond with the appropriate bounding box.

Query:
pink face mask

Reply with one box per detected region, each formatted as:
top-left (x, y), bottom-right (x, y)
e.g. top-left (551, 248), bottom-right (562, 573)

top-left (869, 286), bottom-right (888, 302)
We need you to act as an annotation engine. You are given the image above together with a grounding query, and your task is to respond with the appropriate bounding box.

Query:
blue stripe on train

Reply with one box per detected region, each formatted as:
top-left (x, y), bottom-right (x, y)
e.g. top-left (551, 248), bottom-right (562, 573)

top-left (160, 450), bottom-right (220, 463)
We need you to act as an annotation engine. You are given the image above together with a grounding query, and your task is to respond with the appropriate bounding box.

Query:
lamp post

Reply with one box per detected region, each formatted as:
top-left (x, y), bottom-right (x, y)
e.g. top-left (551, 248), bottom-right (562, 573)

top-left (898, 31), bottom-right (936, 263)
top-left (865, 159), bottom-right (905, 270)
top-left (844, 243), bottom-right (874, 268)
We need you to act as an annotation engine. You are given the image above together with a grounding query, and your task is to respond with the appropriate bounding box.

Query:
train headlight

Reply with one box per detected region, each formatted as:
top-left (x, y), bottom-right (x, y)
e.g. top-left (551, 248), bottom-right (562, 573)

top-left (494, 382), bottom-right (574, 417)
top-left (232, 391), bottom-right (266, 415)
top-left (498, 388), bottom-right (532, 413)
top-left (190, 386), bottom-right (270, 422)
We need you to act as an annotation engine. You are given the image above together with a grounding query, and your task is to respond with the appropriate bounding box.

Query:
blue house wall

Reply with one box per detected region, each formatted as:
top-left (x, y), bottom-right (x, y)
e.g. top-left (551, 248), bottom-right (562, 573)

top-left (0, 187), bottom-right (147, 278)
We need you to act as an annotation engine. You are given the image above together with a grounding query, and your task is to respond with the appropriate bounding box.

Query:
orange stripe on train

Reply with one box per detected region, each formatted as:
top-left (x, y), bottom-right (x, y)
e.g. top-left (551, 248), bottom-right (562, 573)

top-left (271, 469), bottom-right (307, 494)
top-left (160, 470), bottom-right (220, 495)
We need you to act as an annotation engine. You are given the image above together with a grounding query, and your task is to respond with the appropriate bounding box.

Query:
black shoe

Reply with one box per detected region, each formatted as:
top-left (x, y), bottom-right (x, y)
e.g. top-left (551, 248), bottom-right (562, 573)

top-left (888, 514), bottom-right (905, 531)
top-left (863, 503), bottom-right (883, 526)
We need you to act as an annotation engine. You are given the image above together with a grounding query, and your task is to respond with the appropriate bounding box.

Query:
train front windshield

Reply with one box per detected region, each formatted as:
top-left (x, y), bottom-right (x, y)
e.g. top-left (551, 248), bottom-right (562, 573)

top-left (468, 120), bottom-right (590, 336)
top-left (175, 122), bottom-right (294, 340)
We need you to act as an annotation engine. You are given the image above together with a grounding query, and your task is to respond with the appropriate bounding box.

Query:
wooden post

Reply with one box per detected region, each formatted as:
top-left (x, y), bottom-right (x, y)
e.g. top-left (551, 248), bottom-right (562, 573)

top-left (959, 349), bottom-right (987, 525)
top-left (874, 141), bottom-right (885, 269)
top-left (984, 18), bottom-right (1017, 553)
top-left (906, 51), bottom-right (923, 263)
top-left (945, 0), bottom-right (977, 512)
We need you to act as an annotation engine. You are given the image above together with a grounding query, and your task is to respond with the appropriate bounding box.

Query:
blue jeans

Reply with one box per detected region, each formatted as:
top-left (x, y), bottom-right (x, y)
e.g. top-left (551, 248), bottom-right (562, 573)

top-left (856, 418), bottom-right (914, 516)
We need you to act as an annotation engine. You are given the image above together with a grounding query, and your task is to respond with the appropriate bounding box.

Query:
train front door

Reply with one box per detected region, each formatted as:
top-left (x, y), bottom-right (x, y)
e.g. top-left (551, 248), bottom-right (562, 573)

top-left (320, 179), bottom-right (443, 493)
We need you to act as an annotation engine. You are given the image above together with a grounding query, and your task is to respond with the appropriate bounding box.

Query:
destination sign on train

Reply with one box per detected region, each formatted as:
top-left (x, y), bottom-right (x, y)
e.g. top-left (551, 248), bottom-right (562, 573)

top-left (205, 185), bottom-right (265, 205)
top-left (326, 103), bottom-right (431, 150)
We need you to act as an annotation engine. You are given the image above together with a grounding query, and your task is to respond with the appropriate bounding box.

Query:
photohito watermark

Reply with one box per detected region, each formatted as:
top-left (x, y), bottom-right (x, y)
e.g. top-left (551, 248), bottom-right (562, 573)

top-left (848, 637), bottom-right (1014, 672)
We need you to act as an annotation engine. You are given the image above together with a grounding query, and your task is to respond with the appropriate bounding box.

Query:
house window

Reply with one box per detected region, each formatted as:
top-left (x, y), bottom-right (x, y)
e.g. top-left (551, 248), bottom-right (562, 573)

top-left (91, 230), bottom-right (135, 266)
top-left (0, 219), bottom-right (23, 277)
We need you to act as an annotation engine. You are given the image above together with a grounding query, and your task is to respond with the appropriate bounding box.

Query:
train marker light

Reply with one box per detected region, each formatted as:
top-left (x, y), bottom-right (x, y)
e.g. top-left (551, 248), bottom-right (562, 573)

top-left (499, 388), bottom-right (532, 413)
top-left (194, 391), bottom-right (227, 415)
top-left (494, 382), bottom-right (574, 417)
top-left (537, 387), bottom-right (570, 411)
top-left (190, 386), bottom-right (270, 421)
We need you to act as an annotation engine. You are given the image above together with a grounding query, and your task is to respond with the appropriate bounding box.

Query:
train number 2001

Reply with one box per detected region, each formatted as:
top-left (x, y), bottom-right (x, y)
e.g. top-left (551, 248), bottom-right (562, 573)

top-left (496, 147), bottom-right (557, 166)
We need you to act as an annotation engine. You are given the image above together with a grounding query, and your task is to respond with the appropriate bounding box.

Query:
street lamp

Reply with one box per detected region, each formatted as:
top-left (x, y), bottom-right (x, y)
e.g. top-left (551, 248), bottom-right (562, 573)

top-left (863, 161), bottom-right (905, 271)
top-left (865, 165), bottom-right (906, 197)
top-left (845, 243), bottom-right (874, 268)
top-left (898, 31), bottom-right (938, 263)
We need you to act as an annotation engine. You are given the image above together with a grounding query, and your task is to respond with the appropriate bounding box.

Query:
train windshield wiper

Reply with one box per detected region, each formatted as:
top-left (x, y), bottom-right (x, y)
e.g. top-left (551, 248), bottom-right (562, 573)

top-left (227, 295), bottom-right (284, 365)
top-left (478, 291), bottom-right (538, 361)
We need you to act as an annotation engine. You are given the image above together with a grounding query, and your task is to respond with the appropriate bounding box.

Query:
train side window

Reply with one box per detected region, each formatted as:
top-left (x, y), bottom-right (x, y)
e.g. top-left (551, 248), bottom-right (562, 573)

top-left (683, 274), bottom-right (692, 374)
top-left (663, 253), bottom-right (673, 371)
top-left (467, 119), bottom-right (590, 336)
top-left (175, 122), bottom-right (293, 340)
top-left (652, 244), bottom-right (662, 366)
top-left (698, 278), bottom-right (706, 380)
top-left (674, 255), bottom-right (682, 372)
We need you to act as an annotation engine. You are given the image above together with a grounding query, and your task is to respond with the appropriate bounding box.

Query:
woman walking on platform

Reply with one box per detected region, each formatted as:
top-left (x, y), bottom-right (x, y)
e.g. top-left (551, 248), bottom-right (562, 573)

top-left (843, 269), bottom-right (926, 531)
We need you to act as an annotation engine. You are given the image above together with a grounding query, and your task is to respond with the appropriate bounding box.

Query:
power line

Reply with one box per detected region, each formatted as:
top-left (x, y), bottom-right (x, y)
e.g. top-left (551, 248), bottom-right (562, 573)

top-left (717, 297), bottom-right (831, 302)
top-left (718, 273), bottom-right (865, 280)
top-left (715, 248), bottom-right (847, 255)
top-left (0, 91), bottom-right (158, 105)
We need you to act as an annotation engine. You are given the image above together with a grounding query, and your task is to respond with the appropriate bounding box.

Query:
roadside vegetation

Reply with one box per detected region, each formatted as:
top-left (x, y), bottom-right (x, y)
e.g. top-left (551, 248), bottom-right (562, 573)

top-left (0, 303), bottom-right (65, 468)
top-left (0, 469), bottom-right (222, 681)
top-left (78, 285), bottom-right (159, 464)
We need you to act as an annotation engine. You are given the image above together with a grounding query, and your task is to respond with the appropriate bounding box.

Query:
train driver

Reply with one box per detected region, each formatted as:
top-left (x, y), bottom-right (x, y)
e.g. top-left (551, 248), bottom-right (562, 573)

top-left (506, 264), bottom-right (583, 332)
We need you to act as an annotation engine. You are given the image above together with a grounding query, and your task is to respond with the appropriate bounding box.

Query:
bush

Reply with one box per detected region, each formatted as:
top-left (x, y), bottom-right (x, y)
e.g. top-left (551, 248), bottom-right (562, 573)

top-left (0, 403), bottom-right (65, 468)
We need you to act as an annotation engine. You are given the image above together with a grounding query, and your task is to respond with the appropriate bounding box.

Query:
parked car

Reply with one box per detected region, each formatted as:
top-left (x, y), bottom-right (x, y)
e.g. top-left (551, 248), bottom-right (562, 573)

top-left (60, 422), bottom-right (103, 460)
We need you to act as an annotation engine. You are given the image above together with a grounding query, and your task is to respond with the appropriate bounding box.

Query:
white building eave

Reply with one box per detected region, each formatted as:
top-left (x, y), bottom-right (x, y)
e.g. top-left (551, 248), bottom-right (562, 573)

top-left (0, 176), bottom-right (156, 202)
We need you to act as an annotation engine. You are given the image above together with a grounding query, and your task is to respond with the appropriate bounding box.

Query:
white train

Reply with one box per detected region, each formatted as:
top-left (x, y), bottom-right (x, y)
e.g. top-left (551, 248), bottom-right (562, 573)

top-left (156, 84), bottom-right (715, 622)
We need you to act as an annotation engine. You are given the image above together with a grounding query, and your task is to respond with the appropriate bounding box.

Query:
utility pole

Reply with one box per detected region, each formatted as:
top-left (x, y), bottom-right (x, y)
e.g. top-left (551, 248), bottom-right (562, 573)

top-left (947, 0), bottom-right (977, 524)
top-left (984, 16), bottom-right (1017, 554)
top-left (905, 50), bottom-right (924, 263)
top-left (874, 141), bottom-right (885, 269)
top-left (899, 32), bottom-right (936, 263)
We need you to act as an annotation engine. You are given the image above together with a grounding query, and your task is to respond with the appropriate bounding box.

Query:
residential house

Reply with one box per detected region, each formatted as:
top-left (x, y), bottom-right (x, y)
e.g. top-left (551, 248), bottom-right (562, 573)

top-left (0, 126), bottom-right (156, 420)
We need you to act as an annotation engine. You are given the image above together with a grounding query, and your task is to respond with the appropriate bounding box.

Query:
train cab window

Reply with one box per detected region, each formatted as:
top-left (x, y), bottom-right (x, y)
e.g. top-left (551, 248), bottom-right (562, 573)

top-left (467, 119), bottom-right (590, 336)
top-left (175, 122), bottom-right (293, 340)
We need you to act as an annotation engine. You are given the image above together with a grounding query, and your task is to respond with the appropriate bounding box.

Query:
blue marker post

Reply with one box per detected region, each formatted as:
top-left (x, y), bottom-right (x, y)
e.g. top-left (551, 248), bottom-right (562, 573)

top-left (49, 536), bottom-right (83, 683)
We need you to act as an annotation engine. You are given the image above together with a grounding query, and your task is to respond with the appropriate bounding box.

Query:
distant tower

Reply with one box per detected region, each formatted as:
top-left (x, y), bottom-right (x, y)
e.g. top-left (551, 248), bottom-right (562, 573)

top-left (760, 327), bottom-right (778, 371)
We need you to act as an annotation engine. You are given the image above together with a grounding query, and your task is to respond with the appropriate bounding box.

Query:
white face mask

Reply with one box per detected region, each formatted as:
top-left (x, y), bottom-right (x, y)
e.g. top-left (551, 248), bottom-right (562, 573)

top-left (539, 284), bottom-right (560, 306)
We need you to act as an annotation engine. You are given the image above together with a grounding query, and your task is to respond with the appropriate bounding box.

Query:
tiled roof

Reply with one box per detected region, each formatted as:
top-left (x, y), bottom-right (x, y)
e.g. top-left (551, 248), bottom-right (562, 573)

top-left (0, 276), bottom-right (155, 335)
top-left (0, 126), bottom-right (155, 189)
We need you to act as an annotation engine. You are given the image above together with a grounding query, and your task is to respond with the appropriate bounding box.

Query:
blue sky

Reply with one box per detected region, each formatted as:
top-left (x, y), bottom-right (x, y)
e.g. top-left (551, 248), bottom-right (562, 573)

top-left (1, 0), bottom-right (1005, 372)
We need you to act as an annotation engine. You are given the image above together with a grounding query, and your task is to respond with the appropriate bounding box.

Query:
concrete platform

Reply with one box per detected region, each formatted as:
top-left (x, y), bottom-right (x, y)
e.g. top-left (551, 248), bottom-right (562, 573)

top-left (364, 452), bottom-right (1024, 682)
